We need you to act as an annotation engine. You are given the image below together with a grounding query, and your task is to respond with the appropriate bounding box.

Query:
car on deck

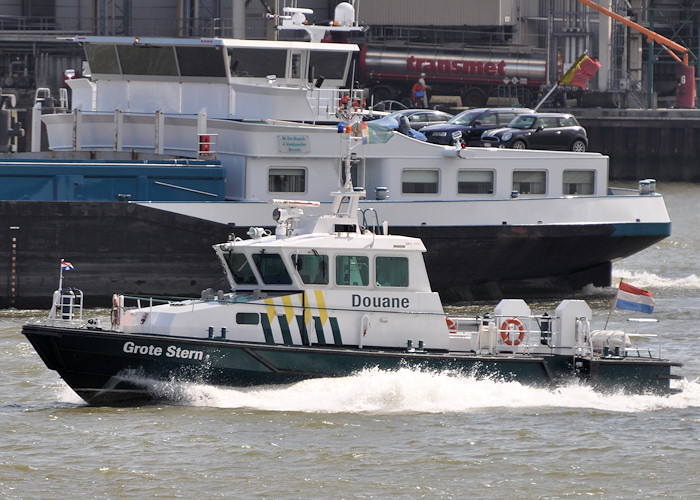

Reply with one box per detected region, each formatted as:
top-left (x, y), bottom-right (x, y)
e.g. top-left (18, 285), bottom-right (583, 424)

top-left (383, 108), bottom-right (454, 130)
top-left (420, 107), bottom-right (533, 146)
top-left (480, 112), bottom-right (588, 152)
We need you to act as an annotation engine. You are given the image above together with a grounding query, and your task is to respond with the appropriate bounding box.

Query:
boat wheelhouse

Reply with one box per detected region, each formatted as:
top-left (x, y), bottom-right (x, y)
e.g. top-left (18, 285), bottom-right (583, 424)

top-left (67, 34), bottom-right (358, 123)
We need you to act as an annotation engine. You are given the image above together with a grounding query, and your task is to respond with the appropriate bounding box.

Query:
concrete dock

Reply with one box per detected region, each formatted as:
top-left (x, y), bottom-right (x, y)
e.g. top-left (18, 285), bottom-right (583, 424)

top-left (573, 108), bottom-right (700, 182)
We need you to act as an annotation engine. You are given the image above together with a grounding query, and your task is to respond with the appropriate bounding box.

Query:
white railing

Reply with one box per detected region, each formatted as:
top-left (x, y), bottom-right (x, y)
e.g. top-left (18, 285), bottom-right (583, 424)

top-left (307, 87), bottom-right (367, 122)
top-left (46, 288), bottom-right (84, 327)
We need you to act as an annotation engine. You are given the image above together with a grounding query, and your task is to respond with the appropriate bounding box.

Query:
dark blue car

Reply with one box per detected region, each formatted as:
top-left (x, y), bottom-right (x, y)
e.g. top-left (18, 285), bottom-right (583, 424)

top-left (420, 107), bottom-right (533, 146)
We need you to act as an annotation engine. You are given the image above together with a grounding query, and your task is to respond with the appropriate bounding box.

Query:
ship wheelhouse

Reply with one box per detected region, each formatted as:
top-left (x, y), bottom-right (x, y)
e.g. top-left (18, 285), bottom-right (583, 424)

top-left (74, 36), bottom-right (358, 120)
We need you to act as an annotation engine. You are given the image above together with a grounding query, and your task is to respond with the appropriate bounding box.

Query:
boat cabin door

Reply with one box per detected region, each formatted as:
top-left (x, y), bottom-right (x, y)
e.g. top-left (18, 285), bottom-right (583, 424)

top-left (287, 49), bottom-right (307, 85)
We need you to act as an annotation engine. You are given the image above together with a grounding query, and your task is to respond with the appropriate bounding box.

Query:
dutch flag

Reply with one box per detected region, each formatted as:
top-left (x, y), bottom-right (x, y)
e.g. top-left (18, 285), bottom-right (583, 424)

top-left (61, 260), bottom-right (74, 271)
top-left (614, 281), bottom-right (654, 314)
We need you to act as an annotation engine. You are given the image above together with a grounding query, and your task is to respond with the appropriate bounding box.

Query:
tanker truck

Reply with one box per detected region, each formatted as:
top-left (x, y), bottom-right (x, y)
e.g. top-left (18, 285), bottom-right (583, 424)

top-left (358, 43), bottom-right (548, 108)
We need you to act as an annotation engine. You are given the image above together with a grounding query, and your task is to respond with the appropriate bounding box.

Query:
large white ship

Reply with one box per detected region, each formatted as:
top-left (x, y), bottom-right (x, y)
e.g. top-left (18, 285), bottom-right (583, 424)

top-left (1, 3), bottom-right (670, 307)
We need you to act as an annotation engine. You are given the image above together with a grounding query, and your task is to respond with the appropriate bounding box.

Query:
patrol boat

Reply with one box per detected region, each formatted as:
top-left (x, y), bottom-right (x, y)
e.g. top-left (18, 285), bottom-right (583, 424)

top-left (21, 171), bottom-right (680, 405)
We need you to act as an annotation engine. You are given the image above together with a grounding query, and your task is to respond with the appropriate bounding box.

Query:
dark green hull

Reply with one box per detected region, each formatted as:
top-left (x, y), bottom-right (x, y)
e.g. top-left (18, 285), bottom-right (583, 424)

top-left (22, 324), bottom-right (680, 405)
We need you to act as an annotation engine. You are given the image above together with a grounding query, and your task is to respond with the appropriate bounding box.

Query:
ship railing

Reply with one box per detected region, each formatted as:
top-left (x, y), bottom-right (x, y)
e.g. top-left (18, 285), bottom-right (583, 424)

top-left (485, 314), bottom-right (554, 354)
top-left (112, 294), bottom-right (187, 333)
top-left (623, 333), bottom-right (663, 360)
top-left (197, 133), bottom-right (218, 159)
top-left (307, 87), bottom-right (368, 122)
top-left (624, 345), bottom-right (657, 358)
top-left (46, 287), bottom-right (84, 327)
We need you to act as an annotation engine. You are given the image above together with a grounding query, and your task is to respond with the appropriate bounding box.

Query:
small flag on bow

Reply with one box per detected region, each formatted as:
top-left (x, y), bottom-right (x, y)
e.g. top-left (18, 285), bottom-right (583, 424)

top-left (614, 281), bottom-right (654, 314)
top-left (61, 260), bottom-right (74, 271)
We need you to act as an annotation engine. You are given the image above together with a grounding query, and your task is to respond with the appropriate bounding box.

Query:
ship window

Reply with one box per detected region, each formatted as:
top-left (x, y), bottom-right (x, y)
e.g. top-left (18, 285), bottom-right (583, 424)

top-left (269, 167), bottom-right (306, 193)
top-left (225, 252), bottom-right (257, 285)
top-left (458, 170), bottom-right (494, 194)
top-left (513, 170), bottom-right (546, 194)
top-left (117, 45), bottom-right (178, 76)
top-left (229, 48), bottom-right (287, 77)
top-left (236, 312), bottom-right (260, 325)
top-left (563, 170), bottom-right (595, 195)
top-left (336, 255), bottom-right (369, 286)
top-left (252, 253), bottom-right (292, 285)
top-left (402, 169), bottom-right (439, 194)
top-left (376, 257), bottom-right (408, 287)
top-left (176, 46), bottom-right (226, 77)
top-left (292, 254), bottom-right (329, 285)
top-left (290, 52), bottom-right (302, 79)
top-left (85, 44), bottom-right (120, 74)
top-left (309, 51), bottom-right (348, 80)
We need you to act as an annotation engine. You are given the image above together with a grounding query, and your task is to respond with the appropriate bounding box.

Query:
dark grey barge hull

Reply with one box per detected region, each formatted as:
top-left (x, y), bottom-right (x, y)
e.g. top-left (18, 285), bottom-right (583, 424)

top-left (1, 201), bottom-right (669, 308)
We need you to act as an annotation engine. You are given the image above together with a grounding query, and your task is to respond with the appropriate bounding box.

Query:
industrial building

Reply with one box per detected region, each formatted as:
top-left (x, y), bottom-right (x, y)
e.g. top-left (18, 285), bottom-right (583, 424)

top-left (0, 1), bottom-right (698, 108)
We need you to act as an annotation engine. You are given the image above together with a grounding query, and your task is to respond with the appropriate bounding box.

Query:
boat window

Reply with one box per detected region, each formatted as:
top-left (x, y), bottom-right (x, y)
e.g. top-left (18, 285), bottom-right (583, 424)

top-left (563, 170), bottom-right (595, 195)
top-left (252, 253), bottom-right (292, 285)
top-left (117, 45), bottom-right (178, 76)
top-left (402, 169), bottom-right (439, 194)
top-left (292, 254), bottom-right (329, 285)
top-left (85, 44), bottom-right (120, 74)
top-left (458, 170), bottom-right (494, 194)
top-left (513, 170), bottom-right (546, 195)
top-left (236, 312), bottom-right (260, 325)
top-left (229, 48), bottom-right (287, 77)
top-left (225, 252), bottom-right (257, 285)
top-left (176, 46), bottom-right (227, 77)
top-left (309, 51), bottom-right (348, 80)
top-left (290, 52), bottom-right (302, 79)
top-left (269, 167), bottom-right (306, 193)
top-left (336, 255), bottom-right (369, 286)
top-left (376, 257), bottom-right (408, 287)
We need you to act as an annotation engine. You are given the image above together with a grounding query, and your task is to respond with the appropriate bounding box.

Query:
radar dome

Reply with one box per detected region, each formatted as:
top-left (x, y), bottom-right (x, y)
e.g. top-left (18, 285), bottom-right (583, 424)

top-left (334, 2), bottom-right (355, 26)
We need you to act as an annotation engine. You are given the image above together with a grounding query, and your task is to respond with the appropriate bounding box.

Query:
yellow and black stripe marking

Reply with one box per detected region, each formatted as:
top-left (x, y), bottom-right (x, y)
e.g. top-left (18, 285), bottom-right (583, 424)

top-left (259, 291), bottom-right (342, 346)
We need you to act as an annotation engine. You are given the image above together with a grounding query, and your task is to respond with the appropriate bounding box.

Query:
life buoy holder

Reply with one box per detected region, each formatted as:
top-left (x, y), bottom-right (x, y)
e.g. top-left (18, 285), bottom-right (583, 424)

top-left (500, 317), bottom-right (525, 346)
top-left (446, 316), bottom-right (457, 334)
top-left (339, 95), bottom-right (365, 112)
top-left (111, 294), bottom-right (120, 328)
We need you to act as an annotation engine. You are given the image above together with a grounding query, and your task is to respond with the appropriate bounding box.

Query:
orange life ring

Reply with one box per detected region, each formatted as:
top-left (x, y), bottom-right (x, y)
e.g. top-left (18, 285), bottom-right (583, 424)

top-left (446, 316), bottom-right (457, 334)
top-left (500, 317), bottom-right (525, 346)
top-left (111, 294), bottom-right (120, 327)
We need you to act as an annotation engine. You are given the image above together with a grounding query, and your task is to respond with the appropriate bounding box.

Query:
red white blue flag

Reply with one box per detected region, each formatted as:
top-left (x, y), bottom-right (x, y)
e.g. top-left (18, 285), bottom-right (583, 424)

top-left (614, 281), bottom-right (654, 314)
top-left (61, 260), bottom-right (74, 271)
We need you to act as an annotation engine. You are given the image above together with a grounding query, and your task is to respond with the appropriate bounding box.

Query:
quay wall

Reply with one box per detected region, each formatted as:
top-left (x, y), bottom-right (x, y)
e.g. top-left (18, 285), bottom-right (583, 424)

top-left (572, 109), bottom-right (700, 183)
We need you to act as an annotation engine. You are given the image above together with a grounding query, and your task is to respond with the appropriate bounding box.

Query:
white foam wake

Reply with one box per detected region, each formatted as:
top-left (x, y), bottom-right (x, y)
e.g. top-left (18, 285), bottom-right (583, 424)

top-left (153, 368), bottom-right (700, 413)
top-left (613, 269), bottom-right (700, 290)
